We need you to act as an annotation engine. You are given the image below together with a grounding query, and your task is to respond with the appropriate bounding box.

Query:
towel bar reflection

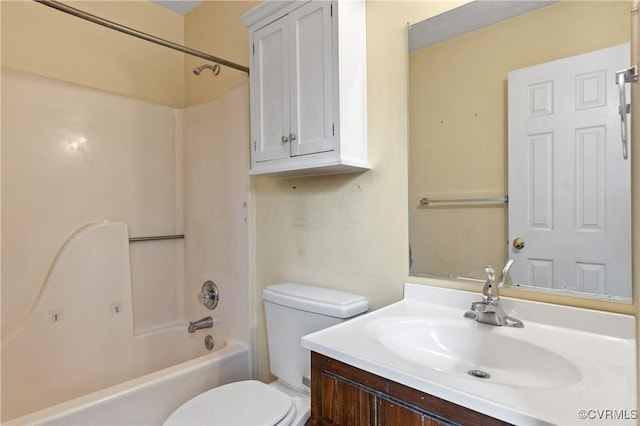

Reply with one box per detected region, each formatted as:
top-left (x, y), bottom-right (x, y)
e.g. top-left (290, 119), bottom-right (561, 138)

top-left (420, 196), bottom-right (508, 206)
top-left (129, 234), bottom-right (184, 243)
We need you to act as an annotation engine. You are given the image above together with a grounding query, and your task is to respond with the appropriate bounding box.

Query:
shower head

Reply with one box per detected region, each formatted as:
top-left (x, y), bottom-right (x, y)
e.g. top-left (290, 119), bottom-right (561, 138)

top-left (193, 64), bottom-right (221, 76)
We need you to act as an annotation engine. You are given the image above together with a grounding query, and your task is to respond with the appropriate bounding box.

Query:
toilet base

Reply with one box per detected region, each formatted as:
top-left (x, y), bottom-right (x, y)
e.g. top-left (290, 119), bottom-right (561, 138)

top-left (268, 380), bottom-right (311, 426)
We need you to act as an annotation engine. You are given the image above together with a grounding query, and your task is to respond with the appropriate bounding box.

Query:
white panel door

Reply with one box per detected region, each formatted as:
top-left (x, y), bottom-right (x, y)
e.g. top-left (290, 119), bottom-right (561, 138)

top-left (508, 44), bottom-right (631, 298)
top-left (289, 1), bottom-right (334, 156)
top-left (253, 16), bottom-right (290, 162)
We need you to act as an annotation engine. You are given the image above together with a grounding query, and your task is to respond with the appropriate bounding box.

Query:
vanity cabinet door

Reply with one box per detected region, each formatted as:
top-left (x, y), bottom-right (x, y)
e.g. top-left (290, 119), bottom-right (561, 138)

top-left (378, 398), bottom-right (441, 426)
top-left (319, 373), bottom-right (376, 424)
top-left (311, 352), bottom-right (511, 426)
top-left (317, 372), bottom-right (447, 426)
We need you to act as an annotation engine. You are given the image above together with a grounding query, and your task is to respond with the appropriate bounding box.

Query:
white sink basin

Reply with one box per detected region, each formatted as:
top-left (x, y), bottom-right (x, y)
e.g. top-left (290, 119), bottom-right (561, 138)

top-left (303, 282), bottom-right (636, 425)
top-left (369, 317), bottom-right (582, 388)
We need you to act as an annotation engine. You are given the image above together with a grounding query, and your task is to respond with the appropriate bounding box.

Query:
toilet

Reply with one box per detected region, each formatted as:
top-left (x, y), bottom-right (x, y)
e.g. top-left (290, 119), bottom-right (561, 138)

top-left (164, 283), bottom-right (369, 425)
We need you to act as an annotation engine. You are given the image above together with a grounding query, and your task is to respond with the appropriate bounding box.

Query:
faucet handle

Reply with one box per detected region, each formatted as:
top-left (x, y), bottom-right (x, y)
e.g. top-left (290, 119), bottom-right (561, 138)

top-left (485, 266), bottom-right (495, 282)
top-left (198, 280), bottom-right (219, 310)
top-left (470, 301), bottom-right (484, 311)
top-left (482, 266), bottom-right (497, 302)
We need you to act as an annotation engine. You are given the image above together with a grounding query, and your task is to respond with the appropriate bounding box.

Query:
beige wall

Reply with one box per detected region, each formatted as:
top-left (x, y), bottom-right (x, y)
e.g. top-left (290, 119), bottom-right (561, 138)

top-left (184, 0), bottom-right (257, 105)
top-left (252, 0), bottom-right (477, 383)
top-left (251, 1), bottom-right (638, 396)
top-left (1, 0), bottom-right (185, 107)
top-left (409, 1), bottom-right (629, 280)
top-left (0, 0), bottom-right (255, 108)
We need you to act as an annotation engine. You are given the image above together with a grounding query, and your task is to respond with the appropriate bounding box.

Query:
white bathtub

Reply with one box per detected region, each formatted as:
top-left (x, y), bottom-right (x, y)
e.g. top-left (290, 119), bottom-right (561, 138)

top-left (5, 340), bottom-right (250, 425)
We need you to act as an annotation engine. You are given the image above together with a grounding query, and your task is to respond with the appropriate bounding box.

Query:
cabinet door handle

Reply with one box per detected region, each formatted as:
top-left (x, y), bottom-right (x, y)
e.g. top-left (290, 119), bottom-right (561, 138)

top-left (281, 135), bottom-right (289, 144)
top-left (290, 133), bottom-right (297, 142)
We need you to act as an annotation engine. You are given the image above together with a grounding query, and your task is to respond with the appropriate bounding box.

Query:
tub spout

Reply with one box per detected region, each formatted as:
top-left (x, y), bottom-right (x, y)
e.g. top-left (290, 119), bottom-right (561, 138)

top-left (188, 316), bottom-right (214, 333)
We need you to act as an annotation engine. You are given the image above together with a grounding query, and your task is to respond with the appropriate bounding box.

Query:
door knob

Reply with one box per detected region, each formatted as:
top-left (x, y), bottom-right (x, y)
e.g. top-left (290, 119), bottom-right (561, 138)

top-left (512, 238), bottom-right (525, 249)
top-left (281, 135), bottom-right (289, 144)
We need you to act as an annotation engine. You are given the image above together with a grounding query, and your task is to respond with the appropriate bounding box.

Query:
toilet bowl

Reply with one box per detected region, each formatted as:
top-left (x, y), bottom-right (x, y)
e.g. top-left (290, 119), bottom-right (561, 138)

top-left (163, 283), bottom-right (368, 426)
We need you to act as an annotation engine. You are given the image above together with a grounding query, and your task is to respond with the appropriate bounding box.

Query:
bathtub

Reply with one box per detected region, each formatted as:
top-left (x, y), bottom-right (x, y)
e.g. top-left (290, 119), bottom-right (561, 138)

top-left (4, 340), bottom-right (250, 425)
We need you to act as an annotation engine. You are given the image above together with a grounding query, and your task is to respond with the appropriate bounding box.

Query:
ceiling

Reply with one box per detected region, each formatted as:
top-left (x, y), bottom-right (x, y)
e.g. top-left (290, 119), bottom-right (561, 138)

top-left (151, 0), bottom-right (203, 16)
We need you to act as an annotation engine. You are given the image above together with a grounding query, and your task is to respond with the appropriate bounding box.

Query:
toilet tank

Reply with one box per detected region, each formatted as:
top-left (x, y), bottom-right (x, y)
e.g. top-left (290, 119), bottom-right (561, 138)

top-left (262, 283), bottom-right (369, 392)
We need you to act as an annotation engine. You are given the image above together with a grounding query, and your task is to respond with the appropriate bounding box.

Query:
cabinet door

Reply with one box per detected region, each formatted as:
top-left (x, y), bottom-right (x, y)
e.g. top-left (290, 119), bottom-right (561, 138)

top-left (252, 16), bottom-right (290, 162)
top-left (319, 373), bottom-right (376, 425)
top-left (289, 1), bottom-right (334, 156)
top-left (378, 399), bottom-right (427, 426)
top-left (311, 352), bottom-right (512, 426)
top-left (317, 371), bottom-right (449, 426)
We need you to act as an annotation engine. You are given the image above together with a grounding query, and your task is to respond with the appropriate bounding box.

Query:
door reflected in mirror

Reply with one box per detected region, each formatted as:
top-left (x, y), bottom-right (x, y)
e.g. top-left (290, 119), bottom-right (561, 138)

top-left (408, 1), bottom-right (632, 302)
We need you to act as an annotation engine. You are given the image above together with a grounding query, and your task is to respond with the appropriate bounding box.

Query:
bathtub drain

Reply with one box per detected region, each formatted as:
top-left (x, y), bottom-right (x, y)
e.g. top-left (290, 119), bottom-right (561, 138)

top-left (204, 335), bottom-right (214, 350)
top-left (468, 369), bottom-right (490, 379)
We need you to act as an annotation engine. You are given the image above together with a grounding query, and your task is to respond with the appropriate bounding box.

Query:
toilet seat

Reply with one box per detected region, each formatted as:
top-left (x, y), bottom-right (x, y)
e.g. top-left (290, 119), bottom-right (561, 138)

top-left (163, 380), bottom-right (295, 425)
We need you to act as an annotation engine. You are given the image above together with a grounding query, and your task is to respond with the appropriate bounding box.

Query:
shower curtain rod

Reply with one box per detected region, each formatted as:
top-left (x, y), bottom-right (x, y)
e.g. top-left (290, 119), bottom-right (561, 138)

top-left (33, 0), bottom-right (250, 75)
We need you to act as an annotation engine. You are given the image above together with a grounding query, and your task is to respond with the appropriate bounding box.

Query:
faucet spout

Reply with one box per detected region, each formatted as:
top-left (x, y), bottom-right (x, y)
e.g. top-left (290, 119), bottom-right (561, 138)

top-left (498, 258), bottom-right (515, 287)
top-left (188, 316), bottom-right (214, 333)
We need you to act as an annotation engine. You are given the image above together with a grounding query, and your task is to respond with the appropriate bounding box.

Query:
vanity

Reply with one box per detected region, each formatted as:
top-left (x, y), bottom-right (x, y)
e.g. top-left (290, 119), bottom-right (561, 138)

top-left (311, 353), bottom-right (508, 425)
top-left (302, 282), bottom-right (637, 425)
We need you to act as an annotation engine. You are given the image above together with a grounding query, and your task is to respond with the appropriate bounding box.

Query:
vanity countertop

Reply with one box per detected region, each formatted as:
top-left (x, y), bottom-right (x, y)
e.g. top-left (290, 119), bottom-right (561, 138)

top-left (302, 282), bottom-right (637, 425)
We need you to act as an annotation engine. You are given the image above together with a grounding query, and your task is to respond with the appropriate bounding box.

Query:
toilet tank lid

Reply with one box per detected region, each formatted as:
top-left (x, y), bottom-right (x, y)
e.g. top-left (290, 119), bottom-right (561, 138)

top-left (263, 283), bottom-right (369, 318)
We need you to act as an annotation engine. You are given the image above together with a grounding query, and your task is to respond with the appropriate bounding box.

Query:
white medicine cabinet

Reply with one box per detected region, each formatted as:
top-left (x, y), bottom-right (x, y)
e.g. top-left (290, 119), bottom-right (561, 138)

top-left (242, 0), bottom-right (369, 177)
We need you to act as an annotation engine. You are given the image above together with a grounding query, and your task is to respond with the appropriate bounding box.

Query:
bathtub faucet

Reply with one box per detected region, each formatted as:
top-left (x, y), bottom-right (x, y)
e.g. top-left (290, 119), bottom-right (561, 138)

top-left (463, 259), bottom-right (524, 328)
top-left (188, 316), bottom-right (214, 333)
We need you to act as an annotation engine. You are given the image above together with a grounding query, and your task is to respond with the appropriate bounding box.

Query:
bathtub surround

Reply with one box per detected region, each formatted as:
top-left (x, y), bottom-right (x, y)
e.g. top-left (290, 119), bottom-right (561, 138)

top-left (1, 68), bottom-right (183, 341)
top-left (182, 84), bottom-right (250, 348)
top-left (1, 67), bottom-right (251, 420)
top-left (2, 0), bottom-right (255, 420)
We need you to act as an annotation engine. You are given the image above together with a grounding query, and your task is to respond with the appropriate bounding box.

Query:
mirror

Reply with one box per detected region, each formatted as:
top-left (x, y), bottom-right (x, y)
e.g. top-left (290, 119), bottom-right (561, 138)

top-left (408, 1), bottom-right (632, 302)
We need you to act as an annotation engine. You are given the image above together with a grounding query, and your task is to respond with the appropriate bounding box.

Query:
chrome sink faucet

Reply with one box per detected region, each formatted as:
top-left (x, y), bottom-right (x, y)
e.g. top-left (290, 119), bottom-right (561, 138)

top-left (464, 259), bottom-right (524, 328)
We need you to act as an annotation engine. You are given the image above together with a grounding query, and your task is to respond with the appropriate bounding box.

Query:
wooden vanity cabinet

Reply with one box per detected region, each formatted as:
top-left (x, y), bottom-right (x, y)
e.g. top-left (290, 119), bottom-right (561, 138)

top-left (311, 352), bottom-right (511, 426)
